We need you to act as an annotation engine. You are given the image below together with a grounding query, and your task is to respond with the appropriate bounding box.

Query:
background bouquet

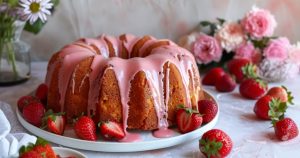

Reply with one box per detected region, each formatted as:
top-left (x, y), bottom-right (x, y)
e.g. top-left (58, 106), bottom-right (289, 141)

top-left (178, 6), bottom-right (300, 82)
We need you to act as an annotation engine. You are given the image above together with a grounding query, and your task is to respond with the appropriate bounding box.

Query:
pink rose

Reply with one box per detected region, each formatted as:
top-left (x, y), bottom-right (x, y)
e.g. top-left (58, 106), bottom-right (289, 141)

top-left (215, 22), bottom-right (246, 52)
top-left (241, 6), bottom-right (277, 39)
top-left (234, 42), bottom-right (261, 63)
top-left (263, 37), bottom-right (290, 61)
top-left (192, 34), bottom-right (222, 64)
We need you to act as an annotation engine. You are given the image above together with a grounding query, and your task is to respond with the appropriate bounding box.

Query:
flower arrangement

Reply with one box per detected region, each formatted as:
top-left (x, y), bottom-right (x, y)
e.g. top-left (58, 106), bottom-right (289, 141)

top-left (0, 0), bottom-right (59, 84)
top-left (178, 6), bottom-right (300, 82)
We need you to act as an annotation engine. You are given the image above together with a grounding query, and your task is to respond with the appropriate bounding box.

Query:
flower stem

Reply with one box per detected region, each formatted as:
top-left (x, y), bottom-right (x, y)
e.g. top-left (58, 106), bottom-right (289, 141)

top-left (6, 41), bottom-right (18, 79)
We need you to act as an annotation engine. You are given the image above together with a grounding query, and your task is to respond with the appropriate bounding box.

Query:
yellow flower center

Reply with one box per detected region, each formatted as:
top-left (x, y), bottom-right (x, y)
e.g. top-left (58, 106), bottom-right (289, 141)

top-left (29, 2), bottom-right (40, 13)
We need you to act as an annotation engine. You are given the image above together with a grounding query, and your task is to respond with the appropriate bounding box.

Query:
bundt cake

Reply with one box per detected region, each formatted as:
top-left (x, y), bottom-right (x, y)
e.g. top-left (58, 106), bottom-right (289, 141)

top-left (45, 34), bottom-right (204, 135)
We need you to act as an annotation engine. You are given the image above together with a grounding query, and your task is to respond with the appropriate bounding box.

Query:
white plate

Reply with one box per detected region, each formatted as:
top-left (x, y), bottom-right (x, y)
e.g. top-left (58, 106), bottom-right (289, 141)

top-left (17, 90), bottom-right (218, 152)
top-left (53, 147), bottom-right (87, 158)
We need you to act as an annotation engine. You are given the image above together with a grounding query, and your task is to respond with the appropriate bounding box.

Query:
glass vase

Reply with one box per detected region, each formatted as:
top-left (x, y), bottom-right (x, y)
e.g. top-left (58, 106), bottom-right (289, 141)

top-left (0, 20), bottom-right (31, 86)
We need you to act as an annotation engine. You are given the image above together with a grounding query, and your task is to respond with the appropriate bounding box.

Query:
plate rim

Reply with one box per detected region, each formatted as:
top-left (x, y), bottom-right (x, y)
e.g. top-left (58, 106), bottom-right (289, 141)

top-left (53, 147), bottom-right (87, 158)
top-left (16, 90), bottom-right (219, 152)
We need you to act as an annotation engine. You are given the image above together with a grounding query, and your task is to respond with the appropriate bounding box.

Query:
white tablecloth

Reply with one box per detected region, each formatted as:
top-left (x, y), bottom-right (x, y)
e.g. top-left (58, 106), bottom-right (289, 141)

top-left (1, 62), bottom-right (300, 158)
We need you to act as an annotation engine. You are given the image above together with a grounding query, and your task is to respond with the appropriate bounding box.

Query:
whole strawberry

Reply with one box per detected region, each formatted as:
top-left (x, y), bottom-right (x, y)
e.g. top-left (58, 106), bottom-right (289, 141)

top-left (267, 86), bottom-right (294, 104)
top-left (17, 95), bottom-right (40, 112)
top-left (239, 78), bottom-right (267, 99)
top-left (23, 102), bottom-right (45, 127)
top-left (202, 67), bottom-right (225, 86)
top-left (200, 129), bottom-right (233, 158)
top-left (254, 96), bottom-right (287, 120)
top-left (274, 118), bottom-right (299, 141)
top-left (74, 116), bottom-right (97, 141)
top-left (227, 58), bottom-right (251, 83)
top-left (198, 99), bottom-right (218, 123)
top-left (35, 83), bottom-right (48, 104)
top-left (215, 73), bottom-right (236, 92)
top-left (32, 138), bottom-right (56, 158)
top-left (19, 151), bottom-right (42, 158)
top-left (239, 63), bottom-right (268, 99)
top-left (42, 110), bottom-right (66, 135)
top-left (99, 121), bottom-right (125, 140)
top-left (176, 106), bottom-right (203, 134)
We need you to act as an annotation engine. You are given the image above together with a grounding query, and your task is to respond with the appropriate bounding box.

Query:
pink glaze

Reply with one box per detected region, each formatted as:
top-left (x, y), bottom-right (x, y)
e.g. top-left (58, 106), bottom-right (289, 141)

top-left (119, 132), bottom-right (142, 142)
top-left (153, 127), bottom-right (175, 138)
top-left (45, 34), bottom-right (202, 140)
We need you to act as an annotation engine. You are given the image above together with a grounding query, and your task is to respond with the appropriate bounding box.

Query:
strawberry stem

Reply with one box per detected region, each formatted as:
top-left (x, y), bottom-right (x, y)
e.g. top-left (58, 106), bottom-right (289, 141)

top-left (268, 98), bottom-right (287, 125)
top-left (200, 138), bottom-right (222, 158)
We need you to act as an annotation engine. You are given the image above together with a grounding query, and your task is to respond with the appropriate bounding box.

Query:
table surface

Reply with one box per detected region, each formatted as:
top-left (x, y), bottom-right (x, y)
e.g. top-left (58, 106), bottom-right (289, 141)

top-left (1, 62), bottom-right (300, 158)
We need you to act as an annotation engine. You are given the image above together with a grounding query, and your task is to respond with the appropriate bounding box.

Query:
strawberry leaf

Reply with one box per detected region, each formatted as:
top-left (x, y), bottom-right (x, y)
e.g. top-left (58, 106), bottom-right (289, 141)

top-left (268, 98), bottom-right (287, 125)
top-left (282, 86), bottom-right (294, 105)
top-left (242, 63), bottom-right (258, 79)
top-left (200, 138), bottom-right (222, 158)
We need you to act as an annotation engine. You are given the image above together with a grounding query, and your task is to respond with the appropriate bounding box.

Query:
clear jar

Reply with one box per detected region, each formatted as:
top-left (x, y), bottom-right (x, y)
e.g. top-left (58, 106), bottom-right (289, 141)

top-left (0, 20), bottom-right (31, 86)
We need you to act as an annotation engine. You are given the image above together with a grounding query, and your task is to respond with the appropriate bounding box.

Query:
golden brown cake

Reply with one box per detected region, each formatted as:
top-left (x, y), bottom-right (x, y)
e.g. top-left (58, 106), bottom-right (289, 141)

top-left (45, 34), bottom-right (204, 134)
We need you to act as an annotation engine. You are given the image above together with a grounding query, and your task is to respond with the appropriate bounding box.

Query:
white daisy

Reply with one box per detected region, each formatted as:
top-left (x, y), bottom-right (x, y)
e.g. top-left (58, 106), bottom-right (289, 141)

top-left (19, 0), bottom-right (53, 24)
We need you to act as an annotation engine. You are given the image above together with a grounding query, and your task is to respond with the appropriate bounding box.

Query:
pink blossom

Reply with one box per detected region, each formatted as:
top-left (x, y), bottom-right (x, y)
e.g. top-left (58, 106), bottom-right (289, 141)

top-left (192, 34), bottom-right (222, 64)
top-left (263, 37), bottom-right (290, 61)
top-left (241, 6), bottom-right (277, 39)
top-left (215, 22), bottom-right (246, 52)
top-left (234, 42), bottom-right (261, 63)
top-left (288, 42), bottom-right (300, 66)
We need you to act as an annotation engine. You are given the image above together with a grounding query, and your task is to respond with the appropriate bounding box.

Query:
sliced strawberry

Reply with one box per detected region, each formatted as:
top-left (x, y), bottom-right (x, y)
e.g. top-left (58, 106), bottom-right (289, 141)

top-left (176, 106), bottom-right (203, 134)
top-left (199, 129), bottom-right (233, 158)
top-left (74, 116), bottom-right (97, 141)
top-left (22, 102), bottom-right (45, 127)
top-left (99, 121), bottom-right (125, 140)
top-left (198, 99), bottom-right (218, 123)
top-left (202, 67), bottom-right (225, 86)
top-left (215, 73), bottom-right (236, 92)
top-left (42, 110), bottom-right (66, 135)
top-left (227, 58), bottom-right (251, 83)
top-left (32, 138), bottom-right (56, 158)
top-left (274, 118), bottom-right (299, 141)
top-left (35, 83), bottom-right (48, 104)
top-left (17, 96), bottom-right (40, 112)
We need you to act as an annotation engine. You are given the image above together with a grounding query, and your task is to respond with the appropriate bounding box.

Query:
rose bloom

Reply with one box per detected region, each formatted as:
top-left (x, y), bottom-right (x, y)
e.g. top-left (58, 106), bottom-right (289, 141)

top-left (288, 42), bottom-right (300, 66)
top-left (263, 37), bottom-right (290, 61)
top-left (235, 42), bottom-right (261, 63)
top-left (241, 6), bottom-right (277, 39)
top-left (192, 34), bottom-right (222, 64)
top-left (215, 22), bottom-right (246, 52)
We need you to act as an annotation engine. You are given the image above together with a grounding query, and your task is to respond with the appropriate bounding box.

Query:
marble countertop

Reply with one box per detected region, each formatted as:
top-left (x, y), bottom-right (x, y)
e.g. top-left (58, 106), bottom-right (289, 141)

top-left (1, 62), bottom-right (300, 158)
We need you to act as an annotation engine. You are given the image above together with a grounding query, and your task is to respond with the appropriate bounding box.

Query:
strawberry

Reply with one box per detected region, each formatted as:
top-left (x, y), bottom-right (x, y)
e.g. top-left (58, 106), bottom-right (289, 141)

top-left (198, 99), bottom-right (218, 123)
top-left (274, 118), bottom-right (299, 141)
top-left (22, 102), bottom-right (45, 127)
top-left (74, 116), bottom-right (97, 141)
top-left (227, 58), bottom-right (251, 83)
top-left (35, 83), bottom-right (48, 104)
top-left (99, 121), bottom-right (125, 140)
top-left (202, 67), bottom-right (225, 86)
top-left (253, 95), bottom-right (287, 120)
top-left (19, 151), bottom-right (43, 158)
top-left (176, 106), bottom-right (203, 134)
top-left (17, 95), bottom-right (40, 112)
top-left (239, 63), bottom-right (267, 99)
top-left (215, 73), bottom-right (236, 92)
top-left (19, 138), bottom-right (55, 158)
top-left (32, 138), bottom-right (56, 158)
top-left (42, 110), bottom-right (66, 135)
top-left (267, 86), bottom-right (294, 104)
top-left (199, 129), bottom-right (233, 158)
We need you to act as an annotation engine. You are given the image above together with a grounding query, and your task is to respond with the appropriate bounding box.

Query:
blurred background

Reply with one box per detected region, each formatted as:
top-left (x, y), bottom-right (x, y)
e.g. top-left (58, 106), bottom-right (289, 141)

top-left (22, 0), bottom-right (300, 60)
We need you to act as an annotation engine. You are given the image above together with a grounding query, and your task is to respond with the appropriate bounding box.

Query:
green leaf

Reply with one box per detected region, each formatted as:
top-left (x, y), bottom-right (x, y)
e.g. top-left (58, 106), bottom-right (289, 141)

top-left (7, 0), bottom-right (19, 7)
top-left (51, 0), bottom-right (60, 7)
top-left (24, 19), bottom-right (46, 34)
top-left (268, 98), bottom-right (288, 124)
top-left (200, 21), bottom-right (211, 27)
top-left (216, 18), bottom-right (226, 25)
